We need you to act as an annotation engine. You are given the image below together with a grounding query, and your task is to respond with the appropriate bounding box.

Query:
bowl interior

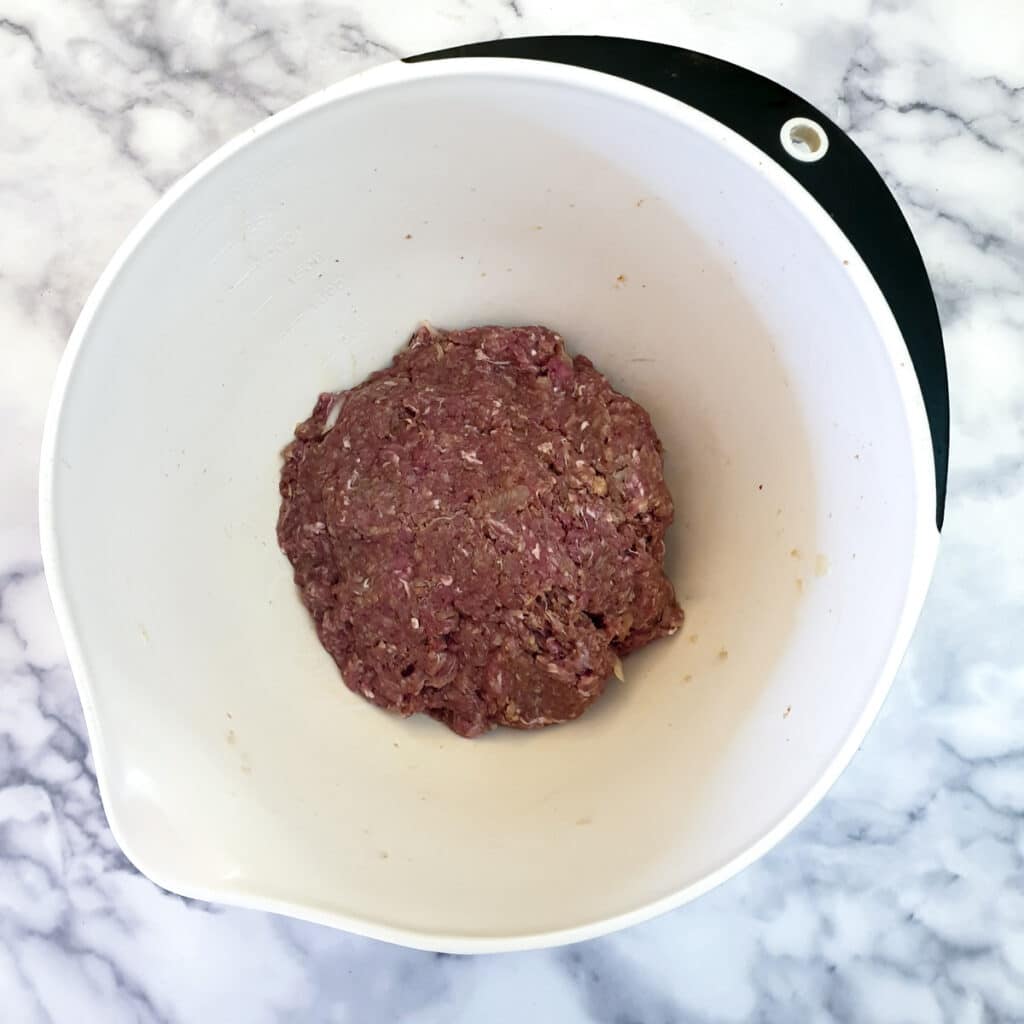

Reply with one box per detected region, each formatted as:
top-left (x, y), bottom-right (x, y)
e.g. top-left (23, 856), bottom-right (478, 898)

top-left (46, 62), bottom-right (930, 946)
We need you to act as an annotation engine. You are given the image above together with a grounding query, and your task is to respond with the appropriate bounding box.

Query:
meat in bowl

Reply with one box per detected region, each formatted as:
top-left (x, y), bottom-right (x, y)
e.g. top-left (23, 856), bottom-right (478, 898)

top-left (277, 325), bottom-right (682, 737)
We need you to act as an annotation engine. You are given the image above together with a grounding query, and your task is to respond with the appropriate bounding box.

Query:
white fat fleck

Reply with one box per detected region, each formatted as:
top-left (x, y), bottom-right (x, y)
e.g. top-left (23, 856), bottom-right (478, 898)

top-left (346, 469), bottom-right (360, 490)
top-left (531, 543), bottom-right (541, 560)
top-left (322, 396), bottom-right (345, 434)
top-left (342, 436), bottom-right (351, 449)
top-left (475, 349), bottom-right (511, 367)
top-left (585, 507), bottom-right (599, 519)
top-left (439, 575), bottom-right (453, 586)
top-left (397, 577), bottom-right (411, 597)
top-left (432, 498), bottom-right (441, 509)
top-left (613, 657), bottom-right (626, 682)
top-left (461, 450), bottom-right (483, 465)
top-left (632, 448), bottom-right (640, 462)
top-left (386, 451), bottom-right (400, 465)
top-left (575, 459), bottom-right (585, 468)
top-left (580, 420), bottom-right (589, 431)
top-left (537, 442), bottom-right (554, 454)
top-left (362, 578), bottom-right (371, 590)
top-left (410, 617), bottom-right (420, 629)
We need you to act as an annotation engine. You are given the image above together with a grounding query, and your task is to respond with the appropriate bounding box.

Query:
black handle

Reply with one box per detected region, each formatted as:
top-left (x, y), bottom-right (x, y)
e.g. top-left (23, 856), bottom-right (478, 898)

top-left (405, 35), bottom-right (949, 530)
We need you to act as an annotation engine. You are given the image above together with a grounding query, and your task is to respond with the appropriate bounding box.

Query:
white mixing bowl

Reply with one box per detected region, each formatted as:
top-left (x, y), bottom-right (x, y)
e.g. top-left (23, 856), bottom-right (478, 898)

top-left (40, 37), bottom-right (948, 951)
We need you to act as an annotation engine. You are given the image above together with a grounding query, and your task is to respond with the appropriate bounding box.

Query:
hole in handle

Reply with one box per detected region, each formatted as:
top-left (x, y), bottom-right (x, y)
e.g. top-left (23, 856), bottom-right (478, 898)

top-left (780, 117), bottom-right (829, 162)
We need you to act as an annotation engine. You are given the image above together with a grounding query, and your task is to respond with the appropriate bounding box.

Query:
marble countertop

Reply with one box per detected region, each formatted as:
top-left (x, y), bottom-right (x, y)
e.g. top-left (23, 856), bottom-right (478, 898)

top-left (3, 1), bottom-right (1022, 1020)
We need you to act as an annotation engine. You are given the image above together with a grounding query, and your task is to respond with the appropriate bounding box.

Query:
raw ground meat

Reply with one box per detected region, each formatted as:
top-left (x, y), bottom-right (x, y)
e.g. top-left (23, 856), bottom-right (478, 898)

top-left (277, 325), bottom-right (683, 737)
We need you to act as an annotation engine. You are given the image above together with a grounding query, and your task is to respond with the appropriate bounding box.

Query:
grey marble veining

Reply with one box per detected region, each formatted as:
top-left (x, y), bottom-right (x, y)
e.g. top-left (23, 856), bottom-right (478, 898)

top-left (2, 1), bottom-right (1023, 1021)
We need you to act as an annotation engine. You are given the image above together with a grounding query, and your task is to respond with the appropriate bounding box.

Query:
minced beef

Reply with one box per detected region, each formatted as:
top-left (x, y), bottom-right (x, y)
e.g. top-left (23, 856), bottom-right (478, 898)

top-left (277, 325), bottom-right (682, 737)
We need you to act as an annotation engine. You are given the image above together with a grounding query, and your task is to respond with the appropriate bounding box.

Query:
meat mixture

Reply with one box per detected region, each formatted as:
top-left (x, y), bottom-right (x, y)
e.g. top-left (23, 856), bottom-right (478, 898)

top-left (277, 325), bottom-right (683, 737)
